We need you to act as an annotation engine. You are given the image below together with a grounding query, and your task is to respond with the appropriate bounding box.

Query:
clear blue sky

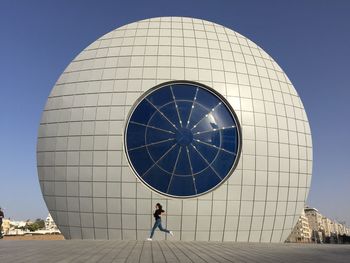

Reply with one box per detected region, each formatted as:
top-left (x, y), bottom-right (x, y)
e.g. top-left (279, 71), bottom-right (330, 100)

top-left (1, 0), bottom-right (349, 224)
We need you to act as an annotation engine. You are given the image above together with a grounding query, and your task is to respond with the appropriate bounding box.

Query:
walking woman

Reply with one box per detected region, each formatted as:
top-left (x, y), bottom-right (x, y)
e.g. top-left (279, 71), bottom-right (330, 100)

top-left (147, 203), bottom-right (173, 241)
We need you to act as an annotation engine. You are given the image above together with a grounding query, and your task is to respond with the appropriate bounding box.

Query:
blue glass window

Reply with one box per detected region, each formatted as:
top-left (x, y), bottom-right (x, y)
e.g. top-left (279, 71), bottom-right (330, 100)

top-left (124, 81), bottom-right (241, 198)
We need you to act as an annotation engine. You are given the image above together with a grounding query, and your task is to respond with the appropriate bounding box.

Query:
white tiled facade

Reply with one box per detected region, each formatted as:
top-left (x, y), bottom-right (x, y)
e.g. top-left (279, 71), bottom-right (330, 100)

top-left (37, 17), bottom-right (312, 242)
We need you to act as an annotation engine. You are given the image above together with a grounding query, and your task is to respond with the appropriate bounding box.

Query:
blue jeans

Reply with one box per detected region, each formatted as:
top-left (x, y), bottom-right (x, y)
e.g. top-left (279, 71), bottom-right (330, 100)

top-left (150, 218), bottom-right (169, 238)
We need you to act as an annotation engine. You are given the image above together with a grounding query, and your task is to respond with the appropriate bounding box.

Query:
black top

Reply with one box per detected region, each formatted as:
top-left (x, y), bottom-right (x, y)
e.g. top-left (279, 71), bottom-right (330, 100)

top-left (153, 209), bottom-right (164, 220)
top-left (0, 211), bottom-right (4, 222)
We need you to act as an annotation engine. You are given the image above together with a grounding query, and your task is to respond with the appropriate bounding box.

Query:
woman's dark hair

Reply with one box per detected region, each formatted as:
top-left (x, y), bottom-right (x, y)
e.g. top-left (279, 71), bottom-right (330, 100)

top-left (156, 203), bottom-right (162, 210)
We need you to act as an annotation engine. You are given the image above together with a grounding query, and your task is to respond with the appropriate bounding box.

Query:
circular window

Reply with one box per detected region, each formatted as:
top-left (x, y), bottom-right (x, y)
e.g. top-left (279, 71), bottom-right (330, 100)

top-left (124, 81), bottom-right (241, 198)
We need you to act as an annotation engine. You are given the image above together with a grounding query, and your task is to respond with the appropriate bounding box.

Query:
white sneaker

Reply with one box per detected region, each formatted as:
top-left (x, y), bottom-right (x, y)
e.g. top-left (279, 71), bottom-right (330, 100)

top-left (146, 238), bottom-right (152, 241)
top-left (169, 231), bottom-right (174, 237)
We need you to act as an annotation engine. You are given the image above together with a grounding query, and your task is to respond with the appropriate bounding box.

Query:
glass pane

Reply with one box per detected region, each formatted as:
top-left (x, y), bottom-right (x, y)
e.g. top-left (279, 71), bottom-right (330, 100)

top-left (125, 81), bottom-right (241, 197)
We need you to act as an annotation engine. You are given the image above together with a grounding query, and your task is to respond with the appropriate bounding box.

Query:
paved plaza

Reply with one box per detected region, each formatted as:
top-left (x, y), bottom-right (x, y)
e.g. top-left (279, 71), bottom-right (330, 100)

top-left (1, 240), bottom-right (350, 262)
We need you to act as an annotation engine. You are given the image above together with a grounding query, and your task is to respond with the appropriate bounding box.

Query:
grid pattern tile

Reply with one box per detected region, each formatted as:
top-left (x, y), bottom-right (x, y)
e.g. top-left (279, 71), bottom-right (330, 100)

top-left (37, 17), bottom-right (312, 242)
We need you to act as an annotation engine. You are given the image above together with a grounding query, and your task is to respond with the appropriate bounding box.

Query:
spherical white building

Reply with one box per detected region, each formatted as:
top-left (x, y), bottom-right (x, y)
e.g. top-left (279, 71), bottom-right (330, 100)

top-left (37, 17), bottom-right (312, 242)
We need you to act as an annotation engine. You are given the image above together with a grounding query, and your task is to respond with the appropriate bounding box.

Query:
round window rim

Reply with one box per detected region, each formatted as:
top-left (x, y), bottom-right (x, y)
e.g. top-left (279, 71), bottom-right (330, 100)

top-left (123, 80), bottom-right (242, 199)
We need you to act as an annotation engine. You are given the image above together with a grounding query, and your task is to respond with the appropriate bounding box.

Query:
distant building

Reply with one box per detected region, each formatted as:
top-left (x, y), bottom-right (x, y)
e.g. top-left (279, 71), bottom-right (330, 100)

top-left (304, 207), bottom-right (325, 243)
top-left (1, 214), bottom-right (61, 236)
top-left (287, 207), bottom-right (350, 244)
top-left (3, 219), bottom-right (27, 236)
top-left (2, 219), bottom-right (11, 235)
top-left (286, 210), bottom-right (311, 243)
top-left (322, 217), bottom-right (338, 243)
top-left (45, 213), bottom-right (59, 232)
top-left (322, 217), bottom-right (332, 237)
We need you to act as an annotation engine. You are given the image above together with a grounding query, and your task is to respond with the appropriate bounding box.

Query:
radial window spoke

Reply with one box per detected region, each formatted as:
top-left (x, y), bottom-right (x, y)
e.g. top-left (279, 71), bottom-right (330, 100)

top-left (166, 146), bottom-right (182, 194)
top-left (185, 88), bottom-right (199, 128)
top-left (170, 85), bottom-right (183, 128)
top-left (145, 98), bottom-right (179, 131)
top-left (194, 138), bottom-right (236, 155)
top-left (190, 143), bottom-right (223, 180)
top-left (186, 146), bottom-right (197, 195)
top-left (130, 121), bottom-right (175, 134)
top-left (141, 143), bottom-right (177, 177)
top-left (193, 126), bottom-right (235, 136)
top-left (128, 138), bottom-right (175, 151)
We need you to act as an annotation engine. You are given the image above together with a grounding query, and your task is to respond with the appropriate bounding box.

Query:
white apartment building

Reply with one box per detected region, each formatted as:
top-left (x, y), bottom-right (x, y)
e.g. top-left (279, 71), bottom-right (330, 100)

top-left (304, 207), bottom-right (324, 243)
top-left (288, 207), bottom-right (350, 243)
top-left (287, 210), bottom-right (311, 243)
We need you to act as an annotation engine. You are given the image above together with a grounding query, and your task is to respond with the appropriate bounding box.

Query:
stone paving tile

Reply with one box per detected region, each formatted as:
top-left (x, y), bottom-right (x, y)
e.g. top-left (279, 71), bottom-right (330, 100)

top-left (0, 240), bottom-right (349, 263)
